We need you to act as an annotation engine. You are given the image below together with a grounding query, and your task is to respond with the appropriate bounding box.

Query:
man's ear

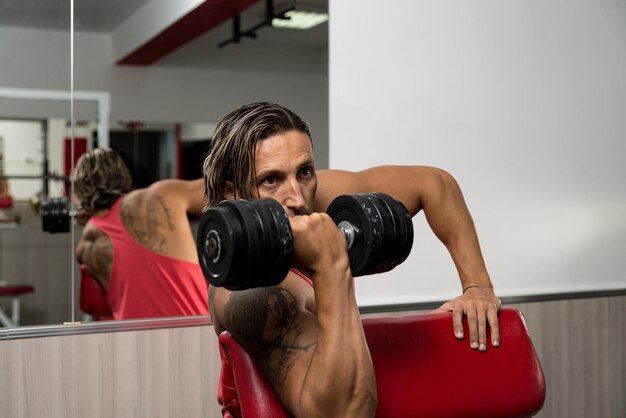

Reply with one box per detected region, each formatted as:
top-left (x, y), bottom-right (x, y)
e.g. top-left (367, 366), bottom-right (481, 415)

top-left (224, 180), bottom-right (235, 200)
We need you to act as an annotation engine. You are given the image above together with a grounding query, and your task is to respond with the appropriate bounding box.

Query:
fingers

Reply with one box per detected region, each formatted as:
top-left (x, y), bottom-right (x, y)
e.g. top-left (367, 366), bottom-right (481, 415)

top-left (487, 305), bottom-right (500, 347)
top-left (437, 296), bottom-right (501, 350)
top-left (439, 303), bottom-right (482, 346)
top-left (290, 213), bottom-right (349, 274)
top-left (466, 308), bottom-right (479, 350)
top-left (477, 309), bottom-right (487, 351)
top-left (452, 307), bottom-right (464, 339)
top-left (435, 303), bottom-right (465, 340)
top-left (446, 305), bottom-right (500, 350)
top-left (467, 306), bottom-right (497, 351)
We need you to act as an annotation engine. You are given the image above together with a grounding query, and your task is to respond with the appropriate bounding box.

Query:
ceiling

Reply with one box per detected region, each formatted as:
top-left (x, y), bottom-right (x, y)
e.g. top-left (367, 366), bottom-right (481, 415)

top-left (0, 0), bottom-right (151, 32)
top-left (0, 0), bottom-right (328, 71)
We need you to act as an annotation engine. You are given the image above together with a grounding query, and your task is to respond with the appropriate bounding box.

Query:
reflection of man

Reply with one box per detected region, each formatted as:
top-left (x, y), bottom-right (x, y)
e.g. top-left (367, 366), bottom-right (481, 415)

top-left (203, 102), bottom-right (501, 417)
top-left (73, 149), bottom-right (208, 320)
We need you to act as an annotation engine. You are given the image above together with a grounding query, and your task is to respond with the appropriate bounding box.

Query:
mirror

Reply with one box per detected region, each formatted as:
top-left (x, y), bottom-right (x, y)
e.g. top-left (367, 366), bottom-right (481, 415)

top-left (0, 0), bottom-right (328, 328)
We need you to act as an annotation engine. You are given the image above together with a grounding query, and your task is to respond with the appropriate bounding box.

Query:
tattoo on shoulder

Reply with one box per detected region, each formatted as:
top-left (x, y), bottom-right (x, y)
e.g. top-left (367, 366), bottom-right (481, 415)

top-left (224, 287), bottom-right (317, 392)
top-left (120, 193), bottom-right (173, 252)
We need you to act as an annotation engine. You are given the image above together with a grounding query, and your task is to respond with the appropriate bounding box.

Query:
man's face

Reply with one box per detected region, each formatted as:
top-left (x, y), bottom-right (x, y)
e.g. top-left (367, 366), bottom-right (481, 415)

top-left (253, 129), bottom-right (317, 217)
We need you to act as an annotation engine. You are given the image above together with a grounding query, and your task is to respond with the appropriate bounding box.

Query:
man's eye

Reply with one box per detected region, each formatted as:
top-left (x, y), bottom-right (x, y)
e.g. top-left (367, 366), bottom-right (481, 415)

top-left (262, 176), bottom-right (277, 185)
top-left (300, 167), bottom-right (313, 176)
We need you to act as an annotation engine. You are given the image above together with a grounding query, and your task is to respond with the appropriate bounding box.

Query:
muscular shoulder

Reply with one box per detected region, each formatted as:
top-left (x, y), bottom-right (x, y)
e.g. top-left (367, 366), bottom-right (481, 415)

top-left (146, 178), bottom-right (205, 215)
top-left (120, 188), bottom-right (171, 218)
top-left (122, 179), bottom-right (205, 218)
top-left (77, 223), bottom-right (113, 289)
top-left (119, 189), bottom-right (174, 252)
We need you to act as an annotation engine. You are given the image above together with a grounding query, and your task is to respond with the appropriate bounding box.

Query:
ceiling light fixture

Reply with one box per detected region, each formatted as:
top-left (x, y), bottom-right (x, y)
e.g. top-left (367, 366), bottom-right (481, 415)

top-left (272, 10), bottom-right (328, 30)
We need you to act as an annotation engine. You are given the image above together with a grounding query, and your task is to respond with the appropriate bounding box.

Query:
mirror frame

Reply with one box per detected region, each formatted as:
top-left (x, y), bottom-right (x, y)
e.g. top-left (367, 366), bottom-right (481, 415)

top-left (0, 87), bottom-right (110, 147)
top-left (0, 314), bottom-right (211, 339)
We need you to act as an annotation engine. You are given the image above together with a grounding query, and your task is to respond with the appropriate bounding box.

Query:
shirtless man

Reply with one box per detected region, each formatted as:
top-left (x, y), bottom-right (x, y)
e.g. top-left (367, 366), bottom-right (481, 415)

top-left (74, 149), bottom-right (208, 320)
top-left (203, 102), bottom-right (501, 417)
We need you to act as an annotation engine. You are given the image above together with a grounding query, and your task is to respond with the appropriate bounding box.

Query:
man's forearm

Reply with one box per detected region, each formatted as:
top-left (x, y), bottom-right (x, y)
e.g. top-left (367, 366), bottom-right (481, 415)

top-left (419, 168), bottom-right (493, 290)
top-left (298, 269), bottom-right (377, 418)
top-left (423, 169), bottom-right (501, 348)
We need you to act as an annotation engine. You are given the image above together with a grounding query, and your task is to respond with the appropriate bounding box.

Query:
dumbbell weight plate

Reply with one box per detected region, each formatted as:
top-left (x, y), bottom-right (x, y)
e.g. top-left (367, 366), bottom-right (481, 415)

top-left (357, 193), bottom-right (393, 275)
top-left (369, 193), bottom-right (414, 274)
top-left (326, 193), bottom-right (379, 276)
top-left (327, 193), bottom-right (413, 277)
top-left (197, 202), bottom-right (245, 288)
top-left (237, 198), bottom-right (293, 290)
top-left (197, 198), bottom-right (293, 290)
top-left (41, 197), bottom-right (71, 233)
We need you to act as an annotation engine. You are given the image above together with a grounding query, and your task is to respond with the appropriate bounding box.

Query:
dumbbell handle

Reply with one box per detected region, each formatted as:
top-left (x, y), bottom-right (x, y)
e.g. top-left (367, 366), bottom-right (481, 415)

top-left (204, 217), bottom-right (359, 269)
top-left (337, 220), bottom-right (360, 249)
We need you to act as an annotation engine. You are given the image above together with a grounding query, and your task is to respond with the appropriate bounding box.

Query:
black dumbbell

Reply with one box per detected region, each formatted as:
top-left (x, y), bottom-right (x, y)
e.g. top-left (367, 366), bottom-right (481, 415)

top-left (40, 197), bottom-right (72, 233)
top-left (327, 192), bottom-right (414, 277)
top-left (196, 192), bottom-right (414, 291)
top-left (197, 198), bottom-right (293, 290)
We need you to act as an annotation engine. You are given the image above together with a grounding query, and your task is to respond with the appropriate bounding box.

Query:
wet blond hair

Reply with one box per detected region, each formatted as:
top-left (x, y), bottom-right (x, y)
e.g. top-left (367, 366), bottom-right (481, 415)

top-left (72, 148), bottom-right (133, 214)
top-left (202, 102), bottom-right (312, 210)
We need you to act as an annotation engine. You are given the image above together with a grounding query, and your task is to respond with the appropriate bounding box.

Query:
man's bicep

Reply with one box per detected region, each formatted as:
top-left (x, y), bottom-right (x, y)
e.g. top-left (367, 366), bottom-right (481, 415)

top-left (223, 286), bottom-right (318, 412)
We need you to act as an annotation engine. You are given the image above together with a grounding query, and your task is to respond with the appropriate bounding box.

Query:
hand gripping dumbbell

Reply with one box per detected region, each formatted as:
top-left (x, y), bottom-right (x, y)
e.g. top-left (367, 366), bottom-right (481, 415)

top-left (196, 192), bottom-right (414, 290)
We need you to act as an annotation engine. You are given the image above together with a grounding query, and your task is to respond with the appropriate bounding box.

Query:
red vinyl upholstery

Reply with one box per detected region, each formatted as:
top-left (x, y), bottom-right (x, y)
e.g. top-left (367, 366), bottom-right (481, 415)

top-left (217, 308), bottom-right (545, 418)
top-left (218, 330), bottom-right (291, 418)
top-left (0, 195), bottom-right (13, 208)
top-left (0, 283), bottom-right (34, 327)
top-left (79, 265), bottom-right (113, 319)
top-left (0, 284), bottom-right (34, 296)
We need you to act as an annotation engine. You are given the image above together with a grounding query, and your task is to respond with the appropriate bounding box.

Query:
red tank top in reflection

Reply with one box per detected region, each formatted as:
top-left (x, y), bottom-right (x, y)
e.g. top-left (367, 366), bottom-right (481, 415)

top-left (88, 198), bottom-right (208, 320)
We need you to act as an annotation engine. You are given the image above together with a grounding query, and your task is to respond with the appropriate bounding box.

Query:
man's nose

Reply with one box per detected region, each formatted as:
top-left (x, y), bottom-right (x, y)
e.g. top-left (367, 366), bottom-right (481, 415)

top-left (283, 180), bottom-right (306, 214)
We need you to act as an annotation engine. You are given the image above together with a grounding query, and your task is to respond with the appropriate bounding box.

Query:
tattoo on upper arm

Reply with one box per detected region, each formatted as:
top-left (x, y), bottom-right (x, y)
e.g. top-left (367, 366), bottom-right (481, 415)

top-left (81, 236), bottom-right (113, 287)
top-left (120, 194), bottom-right (173, 252)
top-left (224, 287), bottom-right (317, 393)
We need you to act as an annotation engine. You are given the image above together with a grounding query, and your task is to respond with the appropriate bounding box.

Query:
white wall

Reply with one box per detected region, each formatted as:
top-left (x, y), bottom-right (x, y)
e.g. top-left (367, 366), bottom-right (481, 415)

top-left (0, 25), bottom-right (329, 168)
top-left (330, 0), bottom-right (626, 305)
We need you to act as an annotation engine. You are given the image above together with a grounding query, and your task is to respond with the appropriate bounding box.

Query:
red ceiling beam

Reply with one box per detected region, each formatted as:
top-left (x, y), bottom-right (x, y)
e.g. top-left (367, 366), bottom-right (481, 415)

top-left (116, 0), bottom-right (261, 66)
